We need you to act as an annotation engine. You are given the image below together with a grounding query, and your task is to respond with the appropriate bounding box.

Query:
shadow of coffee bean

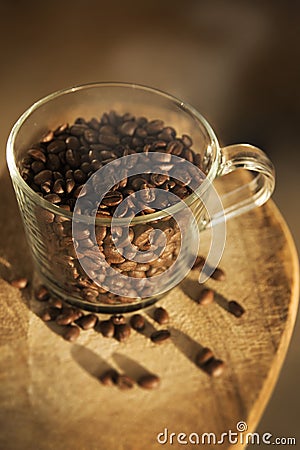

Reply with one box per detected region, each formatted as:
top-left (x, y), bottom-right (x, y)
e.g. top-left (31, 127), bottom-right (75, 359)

top-left (112, 352), bottom-right (150, 380)
top-left (213, 291), bottom-right (230, 311)
top-left (180, 278), bottom-right (203, 302)
top-left (71, 343), bottom-right (113, 379)
top-left (168, 326), bottom-right (204, 368)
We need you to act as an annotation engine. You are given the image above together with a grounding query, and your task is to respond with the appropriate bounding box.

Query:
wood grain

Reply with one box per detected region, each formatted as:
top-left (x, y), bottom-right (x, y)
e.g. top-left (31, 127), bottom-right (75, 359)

top-left (0, 169), bottom-right (298, 450)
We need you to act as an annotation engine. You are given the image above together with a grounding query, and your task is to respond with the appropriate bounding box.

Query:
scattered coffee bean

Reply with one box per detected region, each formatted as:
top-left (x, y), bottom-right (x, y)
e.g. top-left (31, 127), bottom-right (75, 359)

top-left (197, 288), bottom-right (214, 306)
top-left (153, 307), bottom-right (169, 324)
top-left (63, 325), bottom-right (80, 342)
top-left (41, 306), bottom-right (61, 322)
top-left (99, 369), bottom-right (118, 386)
top-left (203, 359), bottom-right (225, 377)
top-left (10, 277), bottom-right (28, 289)
top-left (98, 320), bottom-right (115, 337)
top-left (130, 314), bottom-right (145, 331)
top-left (115, 374), bottom-right (135, 390)
top-left (150, 329), bottom-right (171, 344)
top-left (110, 314), bottom-right (126, 325)
top-left (35, 285), bottom-right (50, 301)
top-left (228, 300), bottom-right (245, 318)
top-left (195, 348), bottom-right (214, 367)
top-left (75, 314), bottom-right (98, 330)
top-left (138, 374), bottom-right (160, 389)
top-left (211, 267), bottom-right (226, 281)
top-left (114, 323), bottom-right (131, 342)
top-left (49, 298), bottom-right (63, 309)
top-left (56, 307), bottom-right (82, 325)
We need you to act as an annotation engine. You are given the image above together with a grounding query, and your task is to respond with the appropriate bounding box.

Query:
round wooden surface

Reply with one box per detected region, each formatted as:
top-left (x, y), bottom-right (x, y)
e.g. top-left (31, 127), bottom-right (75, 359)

top-left (0, 170), bottom-right (298, 450)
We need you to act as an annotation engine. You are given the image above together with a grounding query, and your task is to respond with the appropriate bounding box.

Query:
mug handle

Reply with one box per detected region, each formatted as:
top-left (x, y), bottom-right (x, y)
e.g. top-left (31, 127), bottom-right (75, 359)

top-left (207, 144), bottom-right (275, 227)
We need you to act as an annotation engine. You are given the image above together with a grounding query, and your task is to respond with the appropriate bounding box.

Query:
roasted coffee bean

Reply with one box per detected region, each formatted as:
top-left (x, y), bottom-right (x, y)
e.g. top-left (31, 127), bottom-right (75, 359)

top-left (99, 369), bottom-right (118, 386)
top-left (66, 136), bottom-right (80, 150)
top-left (166, 140), bottom-right (183, 155)
top-left (110, 314), bottom-right (126, 325)
top-left (114, 323), bottom-right (131, 342)
top-left (53, 179), bottom-right (65, 194)
top-left (33, 170), bottom-right (52, 185)
top-left (145, 120), bottom-right (164, 134)
top-left (130, 314), bottom-right (145, 331)
top-left (98, 320), bottom-right (115, 337)
top-left (44, 193), bottom-right (61, 204)
top-left (41, 130), bottom-right (54, 142)
top-left (197, 289), bottom-right (214, 306)
top-left (211, 267), bottom-right (226, 281)
top-left (192, 255), bottom-right (205, 270)
top-left (47, 154), bottom-right (61, 171)
top-left (195, 348), bottom-right (214, 367)
top-left (116, 374), bottom-right (135, 390)
top-left (35, 285), bottom-right (50, 302)
top-left (228, 300), bottom-right (245, 318)
top-left (47, 139), bottom-right (66, 154)
top-left (56, 307), bottom-right (82, 325)
top-left (181, 134), bottom-right (193, 147)
top-left (49, 298), bottom-right (63, 309)
top-left (10, 277), bottom-right (28, 289)
top-left (119, 120), bottom-right (137, 136)
top-left (28, 149), bottom-right (46, 163)
top-left (75, 314), bottom-right (98, 330)
top-left (153, 307), bottom-right (169, 324)
top-left (150, 329), bottom-right (170, 344)
top-left (138, 374), bottom-right (160, 389)
top-left (63, 325), bottom-right (80, 342)
top-left (102, 191), bottom-right (123, 207)
top-left (41, 306), bottom-right (61, 322)
top-left (203, 358), bottom-right (225, 377)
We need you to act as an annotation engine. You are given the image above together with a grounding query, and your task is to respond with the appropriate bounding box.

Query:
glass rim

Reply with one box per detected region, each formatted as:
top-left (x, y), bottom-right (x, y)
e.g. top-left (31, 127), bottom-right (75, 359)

top-left (6, 81), bottom-right (221, 225)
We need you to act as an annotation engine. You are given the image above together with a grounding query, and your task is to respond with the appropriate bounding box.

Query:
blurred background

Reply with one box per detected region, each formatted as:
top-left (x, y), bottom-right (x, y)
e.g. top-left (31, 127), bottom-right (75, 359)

top-left (0, 0), bottom-right (299, 447)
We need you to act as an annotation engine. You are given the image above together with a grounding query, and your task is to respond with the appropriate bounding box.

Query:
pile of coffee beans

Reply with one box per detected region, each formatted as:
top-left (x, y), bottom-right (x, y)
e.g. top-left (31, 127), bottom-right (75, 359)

top-left (20, 111), bottom-right (207, 307)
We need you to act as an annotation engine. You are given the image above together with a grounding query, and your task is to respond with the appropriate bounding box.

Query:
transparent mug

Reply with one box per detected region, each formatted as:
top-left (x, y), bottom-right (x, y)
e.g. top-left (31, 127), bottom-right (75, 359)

top-left (6, 83), bottom-right (275, 312)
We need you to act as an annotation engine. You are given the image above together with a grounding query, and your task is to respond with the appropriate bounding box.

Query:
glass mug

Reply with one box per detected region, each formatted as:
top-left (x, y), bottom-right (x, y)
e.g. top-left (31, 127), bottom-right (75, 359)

top-left (6, 83), bottom-right (275, 312)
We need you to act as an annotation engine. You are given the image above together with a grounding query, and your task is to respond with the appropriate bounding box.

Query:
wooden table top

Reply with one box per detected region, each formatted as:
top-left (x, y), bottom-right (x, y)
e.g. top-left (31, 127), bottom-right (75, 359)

top-left (0, 169), bottom-right (298, 450)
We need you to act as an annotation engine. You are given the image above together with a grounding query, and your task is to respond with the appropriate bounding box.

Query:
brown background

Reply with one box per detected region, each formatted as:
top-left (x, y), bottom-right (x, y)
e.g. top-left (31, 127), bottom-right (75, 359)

top-left (0, 0), bottom-right (299, 447)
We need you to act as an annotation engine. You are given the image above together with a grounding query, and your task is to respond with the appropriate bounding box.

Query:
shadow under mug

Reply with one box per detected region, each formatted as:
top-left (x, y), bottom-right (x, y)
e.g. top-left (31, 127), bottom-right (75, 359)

top-left (6, 83), bottom-right (275, 313)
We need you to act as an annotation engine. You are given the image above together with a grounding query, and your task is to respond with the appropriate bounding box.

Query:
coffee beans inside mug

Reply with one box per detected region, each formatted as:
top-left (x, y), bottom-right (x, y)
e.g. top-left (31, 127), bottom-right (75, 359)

top-left (20, 111), bottom-right (206, 307)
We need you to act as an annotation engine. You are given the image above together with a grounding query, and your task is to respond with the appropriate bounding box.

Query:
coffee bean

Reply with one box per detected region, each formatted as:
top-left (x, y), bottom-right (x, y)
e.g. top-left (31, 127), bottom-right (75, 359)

top-left (211, 267), bottom-right (226, 281)
top-left (138, 374), bottom-right (160, 389)
top-left (114, 323), bottom-right (131, 342)
top-left (98, 320), bottom-right (115, 337)
top-left (56, 307), bottom-right (82, 325)
top-left (228, 300), bottom-right (245, 318)
top-left (145, 120), bottom-right (164, 134)
top-left (49, 298), bottom-right (63, 309)
top-left (33, 170), bottom-right (52, 185)
top-left (110, 314), bottom-right (126, 325)
top-left (41, 306), bottom-right (61, 322)
top-left (66, 136), bottom-right (80, 150)
top-left (35, 285), bottom-right (50, 301)
top-left (41, 130), bottom-right (54, 142)
top-left (99, 369), bottom-right (118, 386)
top-left (203, 358), bottom-right (225, 377)
top-left (44, 193), bottom-right (61, 204)
top-left (63, 325), bottom-right (80, 342)
top-left (47, 140), bottom-right (66, 154)
top-left (119, 120), bottom-right (137, 136)
top-left (75, 314), bottom-right (98, 330)
top-left (150, 329), bottom-right (170, 344)
top-left (116, 374), bottom-right (135, 390)
top-left (28, 149), bottom-right (46, 163)
top-left (195, 348), bottom-right (214, 367)
top-left (130, 314), bottom-right (145, 331)
top-left (197, 289), bottom-right (214, 306)
top-left (166, 140), bottom-right (183, 155)
top-left (153, 307), bottom-right (169, 324)
top-left (10, 277), bottom-right (28, 289)
top-left (53, 179), bottom-right (65, 194)
top-left (102, 191), bottom-right (123, 207)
